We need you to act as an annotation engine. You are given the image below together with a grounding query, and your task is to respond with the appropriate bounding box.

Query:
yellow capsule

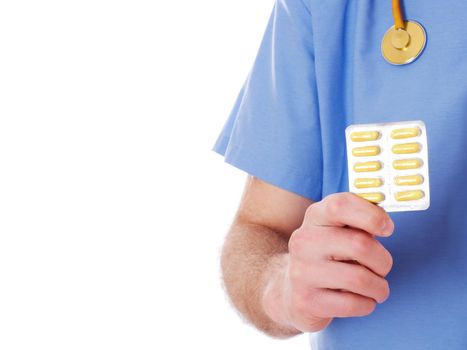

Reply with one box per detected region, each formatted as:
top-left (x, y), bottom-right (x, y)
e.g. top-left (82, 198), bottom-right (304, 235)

top-left (354, 178), bottom-right (384, 188)
top-left (394, 174), bottom-right (424, 186)
top-left (394, 190), bottom-right (425, 201)
top-left (352, 145), bottom-right (381, 157)
top-left (350, 131), bottom-right (381, 142)
top-left (391, 127), bottom-right (421, 139)
top-left (356, 192), bottom-right (385, 203)
top-left (392, 142), bottom-right (422, 154)
top-left (392, 158), bottom-right (423, 170)
top-left (353, 161), bottom-right (382, 172)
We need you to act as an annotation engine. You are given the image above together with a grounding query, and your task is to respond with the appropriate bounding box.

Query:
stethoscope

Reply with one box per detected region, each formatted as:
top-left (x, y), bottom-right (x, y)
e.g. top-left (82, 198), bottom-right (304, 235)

top-left (381, 0), bottom-right (426, 65)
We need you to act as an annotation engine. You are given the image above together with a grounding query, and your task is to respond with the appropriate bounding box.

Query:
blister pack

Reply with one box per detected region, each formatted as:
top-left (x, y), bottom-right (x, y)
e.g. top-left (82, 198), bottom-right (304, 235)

top-left (345, 120), bottom-right (430, 212)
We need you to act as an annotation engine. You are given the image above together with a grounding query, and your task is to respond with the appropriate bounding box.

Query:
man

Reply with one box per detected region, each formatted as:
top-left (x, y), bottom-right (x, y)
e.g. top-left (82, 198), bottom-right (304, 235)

top-left (212, 0), bottom-right (465, 349)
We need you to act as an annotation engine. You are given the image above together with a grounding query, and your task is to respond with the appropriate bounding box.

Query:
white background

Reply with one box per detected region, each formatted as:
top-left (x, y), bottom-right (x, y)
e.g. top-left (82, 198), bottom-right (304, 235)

top-left (0, 0), bottom-right (309, 349)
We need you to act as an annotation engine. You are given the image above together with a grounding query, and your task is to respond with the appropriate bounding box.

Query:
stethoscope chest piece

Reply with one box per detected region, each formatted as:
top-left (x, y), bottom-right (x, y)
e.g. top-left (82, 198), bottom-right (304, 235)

top-left (381, 20), bottom-right (426, 65)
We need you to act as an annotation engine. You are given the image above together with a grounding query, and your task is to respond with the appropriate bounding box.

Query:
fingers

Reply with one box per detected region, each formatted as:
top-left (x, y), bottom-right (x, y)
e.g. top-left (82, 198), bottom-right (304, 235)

top-left (288, 224), bottom-right (393, 309)
top-left (308, 288), bottom-right (377, 318)
top-left (304, 192), bottom-right (394, 237)
top-left (282, 192), bottom-right (396, 330)
top-left (297, 259), bottom-right (390, 303)
top-left (289, 225), bottom-right (393, 278)
top-left (312, 226), bottom-right (393, 277)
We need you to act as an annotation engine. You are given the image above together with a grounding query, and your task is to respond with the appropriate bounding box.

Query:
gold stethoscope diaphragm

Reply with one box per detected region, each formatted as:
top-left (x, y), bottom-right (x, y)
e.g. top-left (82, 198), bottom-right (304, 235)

top-left (381, 0), bottom-right (426, 65)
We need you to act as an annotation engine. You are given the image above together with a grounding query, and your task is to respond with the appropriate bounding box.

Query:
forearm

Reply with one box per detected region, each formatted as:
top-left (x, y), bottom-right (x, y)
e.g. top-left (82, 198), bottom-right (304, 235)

top-left (220, 220), bottom-right (301, 338)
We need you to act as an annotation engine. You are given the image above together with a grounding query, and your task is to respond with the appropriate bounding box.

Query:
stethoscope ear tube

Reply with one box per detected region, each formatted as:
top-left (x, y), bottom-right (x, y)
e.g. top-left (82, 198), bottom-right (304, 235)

top-left (392, 0), bottom-right (405, 30)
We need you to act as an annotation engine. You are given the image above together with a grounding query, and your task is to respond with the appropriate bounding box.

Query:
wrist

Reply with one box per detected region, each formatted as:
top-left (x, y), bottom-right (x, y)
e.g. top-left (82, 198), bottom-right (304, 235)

top-left (261, 253), bottom-right (301, 336)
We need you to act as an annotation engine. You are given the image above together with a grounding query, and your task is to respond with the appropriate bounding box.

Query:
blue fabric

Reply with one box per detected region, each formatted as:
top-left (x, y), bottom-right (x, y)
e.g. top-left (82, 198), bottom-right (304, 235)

top-left (212, 0), bottom-right (467, 349)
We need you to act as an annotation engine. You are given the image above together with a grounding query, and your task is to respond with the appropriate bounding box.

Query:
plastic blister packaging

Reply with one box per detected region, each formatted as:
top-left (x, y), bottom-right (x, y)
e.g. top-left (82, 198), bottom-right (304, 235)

top-left (345, 120), bottom-right (430, 212)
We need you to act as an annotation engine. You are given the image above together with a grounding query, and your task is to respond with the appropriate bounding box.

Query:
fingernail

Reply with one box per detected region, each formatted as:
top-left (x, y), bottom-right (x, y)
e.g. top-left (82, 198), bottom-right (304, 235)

top-left (382, 219), bottom-right (393, 236)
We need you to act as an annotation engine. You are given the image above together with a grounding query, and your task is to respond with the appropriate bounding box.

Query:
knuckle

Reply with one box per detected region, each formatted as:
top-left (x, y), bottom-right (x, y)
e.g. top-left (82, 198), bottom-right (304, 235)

top-left (288, 231), bottom-right (301, 254)
top-left (341, 296), bottom-right (359, 315)
top-left (304, 202), bottom-right (318, 220)
top-left (350, 234), bottom-right (372, 256)
top-left (361, 299), bottom-right (377, 316)
top-left (352, 266), bottom-right (371, 289)
top-left (324, 196), bottom-right (345, 217)
top-left (288, 228), bottom-right (307, 254)
top-left (325, 192), bottom-right (359, 216)
top-left (368, 212), bottom-right (387, 232)
top-left (289, 227), bottom-right (324, 256)
top-left (325, 194), bottom-right (349, 217)
top-left (341, 295), bottom-right (377, 317)
top-left (346, 301), bottom-right (357, 315)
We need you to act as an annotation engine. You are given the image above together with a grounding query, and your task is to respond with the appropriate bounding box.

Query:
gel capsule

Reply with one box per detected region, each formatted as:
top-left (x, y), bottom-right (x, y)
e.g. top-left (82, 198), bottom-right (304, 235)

top-left (394, 174), bottom-right (424, 186)
top-left (392, 142), bottom-right (421, 154)
top-left (352, 145), bottom-right (381, 157)
top-left (350, 131), bottom-right (381, 142)
top-left (394, 190), bottom-right (425, 201)
top-left (356, 192), bottom-right (385, 203)
top-left (354, 178), bottom-right (384, 188)
top-left (393, 158), bottom-right (423, 170)
top-left (353, 161), bottom-right (382, 172)
top-left (391, 127), bottom-right (421, 139)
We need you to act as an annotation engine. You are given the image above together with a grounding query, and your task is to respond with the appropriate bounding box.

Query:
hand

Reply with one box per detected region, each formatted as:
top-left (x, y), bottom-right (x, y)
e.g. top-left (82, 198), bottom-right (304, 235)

top-left (263, 192), bottom-right (394, 333)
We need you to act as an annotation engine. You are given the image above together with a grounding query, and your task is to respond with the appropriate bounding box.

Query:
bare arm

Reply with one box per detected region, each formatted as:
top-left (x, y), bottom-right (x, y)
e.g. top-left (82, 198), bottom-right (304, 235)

top-left (221, 175), bottom-right (312, 338)
top-left (220, 176), bottom-right (394, 338)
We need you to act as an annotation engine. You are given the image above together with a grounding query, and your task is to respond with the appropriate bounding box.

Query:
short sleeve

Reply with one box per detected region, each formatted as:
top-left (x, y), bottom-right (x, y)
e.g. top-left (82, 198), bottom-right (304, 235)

top-left (212, 0), bottom-right (323, 201)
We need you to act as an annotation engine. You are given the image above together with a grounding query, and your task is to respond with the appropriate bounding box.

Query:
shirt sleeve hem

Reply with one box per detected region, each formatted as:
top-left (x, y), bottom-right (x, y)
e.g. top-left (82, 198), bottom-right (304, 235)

top-left (212, 141), bottom-right (322, 202)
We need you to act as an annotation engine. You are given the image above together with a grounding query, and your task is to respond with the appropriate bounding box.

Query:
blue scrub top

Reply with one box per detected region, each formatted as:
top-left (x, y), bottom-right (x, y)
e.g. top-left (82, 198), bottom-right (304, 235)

top-left (212, 0), bottom-right (467, 348)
